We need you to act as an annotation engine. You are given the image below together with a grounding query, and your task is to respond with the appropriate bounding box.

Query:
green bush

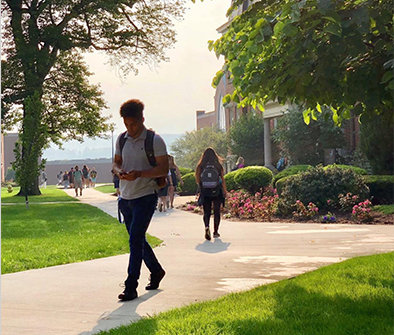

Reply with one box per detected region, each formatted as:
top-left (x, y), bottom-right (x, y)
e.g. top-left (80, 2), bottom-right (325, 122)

top-left (178, 167), bottom-right (194, 177)
top-left (324, 164), bottom-right (368, 175)
top-left (5, 167), bottom-right (16, 181)
top-left (278, 166), bottom-right (369, 214)
top-left (273, 165), bottom-right (312, 186)
top-left (234, 166), bottom-right (273, 194)
top-left (179, 172), bottom-right (198, 196)
top-left (364, 175), bottom-right (394, 205)
top-left (276, 176), bottom-right (291, 195)
top-left (224, 170), bottom-right (240, 191)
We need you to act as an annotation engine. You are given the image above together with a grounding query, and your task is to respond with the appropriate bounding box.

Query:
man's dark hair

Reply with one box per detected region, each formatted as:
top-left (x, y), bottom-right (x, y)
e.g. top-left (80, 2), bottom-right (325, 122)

top-left (120, 99), bottom-right (144, 119)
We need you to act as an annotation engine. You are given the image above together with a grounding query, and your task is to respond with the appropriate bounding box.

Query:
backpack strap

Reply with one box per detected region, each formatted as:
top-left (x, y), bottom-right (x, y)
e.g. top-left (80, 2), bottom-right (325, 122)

top-left (119, 129), bottom-right (157, 167)
top-left (145, 129), bottom-right (157, 167)
top-left (119, 131), bottom-right (128, 154)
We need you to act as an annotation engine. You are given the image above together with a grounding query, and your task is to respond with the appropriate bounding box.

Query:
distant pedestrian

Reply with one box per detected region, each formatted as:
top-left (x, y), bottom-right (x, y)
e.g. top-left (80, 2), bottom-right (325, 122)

top-left (196, 148), bottom-right (227, 240)
top-left (40, 169), bottom-right (48, 188)
top-left (231, 156), bottom-right (245, 171)
top-left (73, 165), bottom-right (84, 196)
top-left (82, 165), bottom-right (90, 188)
top-left (68, 167), bottom-right (74, 188)
top-left (112, 169), bottom-right (120, 197)
top-left (112, 98), bottom-right (168, 301)
top-left (57, 171), bottom-right (63, 186)
top-left (158, 170), bottom-right (171, 212)
top-left (89, 167), bottom-right (97, 187)
top-left (63, 171), bottom-right (69, 189)
top-left (168, 155), bottom-right (183, 209)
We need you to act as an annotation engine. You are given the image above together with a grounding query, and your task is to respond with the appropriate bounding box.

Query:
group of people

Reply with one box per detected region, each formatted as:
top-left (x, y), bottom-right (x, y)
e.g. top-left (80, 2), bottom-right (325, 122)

top-left (57, 165), bottom-right (98, 196)
top-left (112, 98), bottom-right (229, 302)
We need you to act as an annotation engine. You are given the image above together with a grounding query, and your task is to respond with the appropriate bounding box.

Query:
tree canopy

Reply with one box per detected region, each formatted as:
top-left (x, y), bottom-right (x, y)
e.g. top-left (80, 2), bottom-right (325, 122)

top-left (272, 106), bottom-right (345, 165)
top-left (210, 0), bottom-right (393, 124)
top-left (2, 0), bottom-right (185, 194)
top-left (171, 127), bottom-right (228, 169)
top-left (227, 112), bottom-right (266, 166)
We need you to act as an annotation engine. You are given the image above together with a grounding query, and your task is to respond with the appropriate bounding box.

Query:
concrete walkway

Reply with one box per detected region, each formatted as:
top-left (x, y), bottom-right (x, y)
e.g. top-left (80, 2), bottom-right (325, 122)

top-left (2, 188), bottom-right (394, 335)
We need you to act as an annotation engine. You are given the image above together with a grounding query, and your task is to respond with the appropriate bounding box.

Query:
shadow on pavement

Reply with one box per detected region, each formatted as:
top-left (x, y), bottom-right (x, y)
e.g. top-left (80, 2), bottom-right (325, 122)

top-left (79, 290), bottom-right (161, 335)
top-left (195, 239), bottom-right (231, 254)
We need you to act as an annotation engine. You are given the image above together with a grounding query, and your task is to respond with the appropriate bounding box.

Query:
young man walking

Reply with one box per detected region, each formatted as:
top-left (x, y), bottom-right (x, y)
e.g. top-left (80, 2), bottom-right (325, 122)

top-left (112, 99), bottom-right (168, 301)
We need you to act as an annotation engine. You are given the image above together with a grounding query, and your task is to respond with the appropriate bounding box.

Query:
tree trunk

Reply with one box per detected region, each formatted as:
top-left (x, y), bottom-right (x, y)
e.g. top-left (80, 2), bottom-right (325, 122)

top-left (17, 177), bottom-right (41, 196)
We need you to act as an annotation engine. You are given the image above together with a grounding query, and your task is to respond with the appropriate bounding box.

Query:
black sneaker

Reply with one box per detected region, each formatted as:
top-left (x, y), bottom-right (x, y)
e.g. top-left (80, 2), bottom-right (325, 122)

top-left (213, 232), bottom-right (220, 238)
top-left (118, 289), bottom-right (138, 301)
top-left (205, 227), bottom-right (211, 241)
top-left (145, 269), bottom-right (166, 290)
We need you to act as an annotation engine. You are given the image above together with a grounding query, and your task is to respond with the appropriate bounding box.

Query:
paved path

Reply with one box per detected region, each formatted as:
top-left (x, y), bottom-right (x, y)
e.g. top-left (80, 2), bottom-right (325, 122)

top-left (2, 188), bottom-right (394, 335)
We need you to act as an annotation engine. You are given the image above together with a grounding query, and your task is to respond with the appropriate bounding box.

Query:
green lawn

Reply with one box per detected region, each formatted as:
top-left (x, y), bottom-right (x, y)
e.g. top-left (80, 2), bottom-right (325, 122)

top-left (99, 252), bottom-right (394, 335)
top-left (1, 186), bottom-right (78, 203)
top-left (373, 204), bottom-right (394, 215)
top-left (95, 184), bottom-right (117, 194)
top-left (1, 203), bottom-right (162, 274)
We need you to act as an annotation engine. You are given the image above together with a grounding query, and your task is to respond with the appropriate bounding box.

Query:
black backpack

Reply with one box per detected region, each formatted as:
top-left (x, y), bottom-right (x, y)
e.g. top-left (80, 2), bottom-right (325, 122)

top-left (200, 164), bottom-right (221, 196)
top-left (119, 129), bottom-right (156, 166)
top-left (118, 129), bottom-right (167, 189)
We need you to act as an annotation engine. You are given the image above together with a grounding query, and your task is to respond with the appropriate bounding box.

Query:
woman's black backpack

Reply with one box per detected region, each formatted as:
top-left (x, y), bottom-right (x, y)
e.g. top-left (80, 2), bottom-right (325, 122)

top-left (200, 164), bottom-right (221, 196)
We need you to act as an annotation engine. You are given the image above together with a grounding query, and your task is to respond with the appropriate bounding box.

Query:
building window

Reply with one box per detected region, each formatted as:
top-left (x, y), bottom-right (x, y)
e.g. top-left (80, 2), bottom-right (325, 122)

top-left (218, 95), bottom-right (226, 130)
top-left (242, 0), bottom-right (250, 12)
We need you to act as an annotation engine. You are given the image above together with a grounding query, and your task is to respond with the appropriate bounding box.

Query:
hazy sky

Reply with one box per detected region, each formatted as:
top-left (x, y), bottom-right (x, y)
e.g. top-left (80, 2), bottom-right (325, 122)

top-left (83, 0), bottom-right (229, 136)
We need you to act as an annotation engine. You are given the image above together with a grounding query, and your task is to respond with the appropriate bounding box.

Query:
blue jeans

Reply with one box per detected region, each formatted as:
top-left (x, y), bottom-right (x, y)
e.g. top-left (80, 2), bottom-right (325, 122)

top-left (119, 193), bottom-right (163, 289)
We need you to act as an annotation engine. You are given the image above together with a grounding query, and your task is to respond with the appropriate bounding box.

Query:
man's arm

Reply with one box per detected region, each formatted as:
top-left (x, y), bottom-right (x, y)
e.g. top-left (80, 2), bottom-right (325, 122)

top-left (125, 155), bottom-right (169, 181)
top-left (112, 155), bottom-right (124, 176)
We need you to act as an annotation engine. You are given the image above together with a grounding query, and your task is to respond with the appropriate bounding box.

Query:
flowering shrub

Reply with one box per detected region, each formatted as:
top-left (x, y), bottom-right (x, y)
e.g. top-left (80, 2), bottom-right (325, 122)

top-left (278, 165), bottom-right (369, 215)
top-left (225, 189), bottom-right (278, 221)
top-left (338, 193), bottom-right (360, 211)
top-left (292, 201), bottom-right (319, 219)
top-left (352, 200), bottom-right (373, 222)
top-left (320, 212), bottom-right (337, 223)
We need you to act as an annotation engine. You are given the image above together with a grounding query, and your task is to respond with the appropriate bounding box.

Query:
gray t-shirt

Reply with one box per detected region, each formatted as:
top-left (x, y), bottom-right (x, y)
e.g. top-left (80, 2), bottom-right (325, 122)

top-left (115, 127), bottom-right (167, 200)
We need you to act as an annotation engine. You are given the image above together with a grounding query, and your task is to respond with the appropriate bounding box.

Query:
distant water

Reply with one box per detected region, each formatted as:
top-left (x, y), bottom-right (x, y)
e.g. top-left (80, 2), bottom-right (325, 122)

top-left (43, 134), bottom-right (182, 161)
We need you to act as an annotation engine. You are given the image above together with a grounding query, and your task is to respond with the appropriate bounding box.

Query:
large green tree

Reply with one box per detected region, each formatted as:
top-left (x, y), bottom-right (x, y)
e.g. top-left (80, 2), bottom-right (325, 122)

top-left (272, 106), bottom-right (345, 165)
top-left (228, 112), bottom-right (266, 166)
top-left (170, 127), bottom-right (228, 169)
top-left (210, 0), bottom-right (393, 123)
top-left (2, 0), bottom-right (185, 195)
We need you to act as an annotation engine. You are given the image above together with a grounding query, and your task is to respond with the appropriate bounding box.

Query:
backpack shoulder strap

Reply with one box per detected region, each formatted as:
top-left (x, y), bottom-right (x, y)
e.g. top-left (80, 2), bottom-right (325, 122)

top-left (145, 129), bottom-right (157, 167)
top-left (119, 131), bottom-right (128, 155)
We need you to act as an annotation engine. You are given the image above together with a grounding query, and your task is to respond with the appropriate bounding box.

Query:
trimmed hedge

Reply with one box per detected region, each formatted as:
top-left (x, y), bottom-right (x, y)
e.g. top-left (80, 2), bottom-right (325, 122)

top-left (224, 170), bottom-right (240, 192)
top-left (179, 172), bottom-right (198, 196)
top-left (278, 166), bottom-right (369, 214)
top-left (364, 175), bottom-right (394, 205)
top-left (324, 164), bottom-right (368, 175)
top-left (273, 165), bottom-right (312, 186)
top-left (234, 166), bottom-right (273, 194)
top-left (179, 167), bottom-right (194, 177)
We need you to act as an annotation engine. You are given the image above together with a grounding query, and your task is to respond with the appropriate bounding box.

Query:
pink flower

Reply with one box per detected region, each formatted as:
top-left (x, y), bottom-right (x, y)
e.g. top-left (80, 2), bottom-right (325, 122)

top-left (296, 200), bottom-right (301, 203)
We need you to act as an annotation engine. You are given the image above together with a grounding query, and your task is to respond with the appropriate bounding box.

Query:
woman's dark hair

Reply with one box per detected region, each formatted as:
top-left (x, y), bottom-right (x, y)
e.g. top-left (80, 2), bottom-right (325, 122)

top-left (195, 148), bottom-right (224, 183)
top-left (120, 99), bottom-right (144, 119)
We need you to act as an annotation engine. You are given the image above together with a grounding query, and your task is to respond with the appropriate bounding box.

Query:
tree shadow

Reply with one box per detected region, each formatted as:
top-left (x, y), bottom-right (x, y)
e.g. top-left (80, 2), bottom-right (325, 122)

top-left (212, 283), bottom-right (393, 335)
top-left (79, 290), bottom-right (161, 335)
top-left (195, 238), bottom-right (231, 254)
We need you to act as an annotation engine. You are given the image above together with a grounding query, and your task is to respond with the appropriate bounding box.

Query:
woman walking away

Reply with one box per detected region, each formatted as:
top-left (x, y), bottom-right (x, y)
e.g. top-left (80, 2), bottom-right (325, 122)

top-left (168, 155), bottom-right (183, 209)
top-left (195, 148), bottom-right (227, 240)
